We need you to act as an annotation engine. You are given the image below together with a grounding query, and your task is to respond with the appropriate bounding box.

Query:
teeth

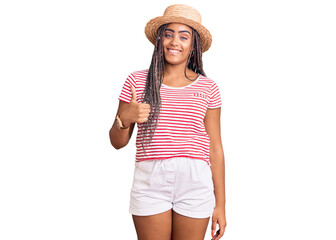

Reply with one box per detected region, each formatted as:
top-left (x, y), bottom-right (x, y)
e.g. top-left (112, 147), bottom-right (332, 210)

top-left (169, 49), bottom-right (180, 53)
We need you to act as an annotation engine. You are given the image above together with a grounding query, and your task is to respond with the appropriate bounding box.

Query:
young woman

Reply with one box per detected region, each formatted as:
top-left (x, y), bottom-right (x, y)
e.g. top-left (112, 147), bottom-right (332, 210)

top-left (109, 4), bottom-right (227, 240)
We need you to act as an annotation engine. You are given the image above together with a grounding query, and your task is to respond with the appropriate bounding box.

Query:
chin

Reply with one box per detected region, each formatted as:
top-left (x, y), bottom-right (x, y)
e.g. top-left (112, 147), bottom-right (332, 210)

top-left (164, 57), bottom-right (187, 66)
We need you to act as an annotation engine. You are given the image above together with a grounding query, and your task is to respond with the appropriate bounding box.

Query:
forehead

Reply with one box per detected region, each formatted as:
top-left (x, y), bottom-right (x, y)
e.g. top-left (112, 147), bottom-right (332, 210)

top-left (166, 23), bottom-right (192, 33)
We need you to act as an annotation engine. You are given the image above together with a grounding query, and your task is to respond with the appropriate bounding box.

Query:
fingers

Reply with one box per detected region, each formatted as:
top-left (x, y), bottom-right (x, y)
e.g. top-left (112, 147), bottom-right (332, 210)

top-left (139, 103), bottom-right (151, 109)
top-left (211, 220), bottom-right (226, 240)
top-left (134, 105), bottom-right (150, 123)
top-left (137, 118), bottom-right (149, 124)
top-left (213, 229), bottom-right (221, 240)
top-left (211, 219), bottom-right (217, 239)
top-left (220, 220), bottom-right (227, 236)
top-left (219, 225), bottom-right (225, 238)
top-left (136, 104), bottom-right (151, 116)
top-left (129, 84), bottom-right (151, 123)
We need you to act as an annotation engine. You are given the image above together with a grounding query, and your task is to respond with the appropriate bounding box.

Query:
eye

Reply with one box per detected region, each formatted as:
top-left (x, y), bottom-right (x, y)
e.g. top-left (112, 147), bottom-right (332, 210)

top-left (164, 33), bottom-right (173, 38)
top-left (180, 36), bottom-right (188, 40)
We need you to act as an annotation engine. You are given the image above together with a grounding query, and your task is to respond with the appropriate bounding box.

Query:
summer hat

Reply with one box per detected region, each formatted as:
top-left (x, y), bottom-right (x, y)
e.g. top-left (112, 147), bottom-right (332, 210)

top-left (145, 4), bottom-right (212, 52)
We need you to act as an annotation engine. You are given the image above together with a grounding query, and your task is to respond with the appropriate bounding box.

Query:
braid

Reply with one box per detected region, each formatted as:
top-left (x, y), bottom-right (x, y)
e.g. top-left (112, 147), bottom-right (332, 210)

top-left (185, 28), bottom-right (206, 78)
top-left (139, 24), bottom-right (206, 155)
top-left (139, 24), bottom-right (167, 155)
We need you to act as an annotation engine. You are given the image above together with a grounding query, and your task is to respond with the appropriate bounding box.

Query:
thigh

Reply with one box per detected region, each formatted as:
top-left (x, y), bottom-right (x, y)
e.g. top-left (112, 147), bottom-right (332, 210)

top-left (172, 210), bottom-right (210, 240)
top-left (129, 159), bottom-right (175, 216)
top-left (132, 209), bottom-right (173, 240)
top-left (173, 158), bottom-right (215, 218)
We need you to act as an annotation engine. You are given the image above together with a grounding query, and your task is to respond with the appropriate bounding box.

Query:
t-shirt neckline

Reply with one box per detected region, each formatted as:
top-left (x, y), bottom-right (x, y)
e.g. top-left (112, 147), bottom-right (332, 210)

top-left (161, 74), bottom-right (201, 89)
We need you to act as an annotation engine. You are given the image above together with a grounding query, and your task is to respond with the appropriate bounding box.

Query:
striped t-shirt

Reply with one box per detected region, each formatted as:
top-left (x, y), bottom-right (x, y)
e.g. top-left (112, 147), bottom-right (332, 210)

top-left (118, 69), bottom-right (222, 166)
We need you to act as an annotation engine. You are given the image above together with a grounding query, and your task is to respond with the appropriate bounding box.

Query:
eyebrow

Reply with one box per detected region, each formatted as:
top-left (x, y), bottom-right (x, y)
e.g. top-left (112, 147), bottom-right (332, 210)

top-left (166, 28), bottom-right (191, 35)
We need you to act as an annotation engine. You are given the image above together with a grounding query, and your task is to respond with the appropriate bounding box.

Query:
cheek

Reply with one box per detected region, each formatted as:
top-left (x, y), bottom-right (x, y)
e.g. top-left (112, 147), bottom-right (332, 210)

top-left (162, 40), bottom-right (168, 48)
top-left (182, 40), bottom-right (192, 51)
top-left (182, 45), bottom-right (192, 56)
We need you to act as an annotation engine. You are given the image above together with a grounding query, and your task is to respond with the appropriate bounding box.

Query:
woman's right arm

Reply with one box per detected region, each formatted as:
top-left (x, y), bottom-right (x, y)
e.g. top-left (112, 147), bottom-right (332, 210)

top-left (109, 100), bottom-right (136, 149)
top-left (109, 84), bottom-right (151, 149)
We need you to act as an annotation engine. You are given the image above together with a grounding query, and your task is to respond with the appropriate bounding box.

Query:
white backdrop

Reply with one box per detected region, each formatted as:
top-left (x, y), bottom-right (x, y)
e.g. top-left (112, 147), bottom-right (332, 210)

top-left (1, 0), bottom-right (335, 239)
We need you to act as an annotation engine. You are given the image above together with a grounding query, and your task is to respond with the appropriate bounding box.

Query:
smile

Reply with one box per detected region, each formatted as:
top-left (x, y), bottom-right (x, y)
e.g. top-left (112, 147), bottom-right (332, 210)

top-left (167, 48), bottom-right (182, 55)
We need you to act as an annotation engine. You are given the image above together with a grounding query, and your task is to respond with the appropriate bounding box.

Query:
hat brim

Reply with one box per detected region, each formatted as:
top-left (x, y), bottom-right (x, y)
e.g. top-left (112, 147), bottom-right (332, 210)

top-left (145, 16), bottom-right (212, 53)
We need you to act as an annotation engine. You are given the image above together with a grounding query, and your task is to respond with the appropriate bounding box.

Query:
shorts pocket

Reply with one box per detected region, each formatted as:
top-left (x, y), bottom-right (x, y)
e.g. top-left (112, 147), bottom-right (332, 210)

top-left (134, 160), bottom-right (156, 174)
top-left (134, 161), bottom-right (141, 168)
top-left (196, 160), bottom-right (214, 191)
top-left (135, 160), bottom-right (146, 169)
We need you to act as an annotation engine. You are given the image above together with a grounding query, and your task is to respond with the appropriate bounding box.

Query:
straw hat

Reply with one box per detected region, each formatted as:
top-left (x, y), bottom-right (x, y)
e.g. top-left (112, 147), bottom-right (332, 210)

top-left (145, 4), bottom-right (212, 52)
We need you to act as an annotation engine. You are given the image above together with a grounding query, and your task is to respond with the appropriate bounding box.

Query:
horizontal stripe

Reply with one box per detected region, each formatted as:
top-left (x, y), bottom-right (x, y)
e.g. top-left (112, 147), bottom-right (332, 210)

top-left (118, 69), bottom-right (222, 165)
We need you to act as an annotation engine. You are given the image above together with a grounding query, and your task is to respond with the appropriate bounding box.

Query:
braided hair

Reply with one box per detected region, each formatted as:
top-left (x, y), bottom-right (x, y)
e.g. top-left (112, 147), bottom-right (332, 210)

top-left (139, 23), bottom-right (206, 155)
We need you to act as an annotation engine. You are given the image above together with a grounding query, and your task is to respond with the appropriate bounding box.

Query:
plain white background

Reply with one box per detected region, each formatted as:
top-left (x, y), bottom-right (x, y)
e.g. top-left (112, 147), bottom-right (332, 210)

top-left (0, 0), bottom-right (335, 239)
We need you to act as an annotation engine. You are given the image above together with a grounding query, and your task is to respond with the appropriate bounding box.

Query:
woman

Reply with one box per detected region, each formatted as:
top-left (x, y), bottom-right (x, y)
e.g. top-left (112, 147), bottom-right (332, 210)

top-left (109, 4), bottom-right (226, 240)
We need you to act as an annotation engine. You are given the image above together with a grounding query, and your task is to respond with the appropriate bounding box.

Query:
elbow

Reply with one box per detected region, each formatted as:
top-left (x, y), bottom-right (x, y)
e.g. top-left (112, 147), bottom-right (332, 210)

top-left (109, 127), bottom-right (131, 150)
top-left (111, 142), bottom-right (121, 150)
top-left (109, 133), bottom-right (128, 150)
top-left (112, 142), bottom-right (126, 150)
top-left (110, 137), bottom-right (126, 150)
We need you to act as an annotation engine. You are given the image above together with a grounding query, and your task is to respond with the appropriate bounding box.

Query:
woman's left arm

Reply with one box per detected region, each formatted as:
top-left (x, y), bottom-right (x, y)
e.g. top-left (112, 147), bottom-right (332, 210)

top-left (204, 107), bottom-right (227, 239)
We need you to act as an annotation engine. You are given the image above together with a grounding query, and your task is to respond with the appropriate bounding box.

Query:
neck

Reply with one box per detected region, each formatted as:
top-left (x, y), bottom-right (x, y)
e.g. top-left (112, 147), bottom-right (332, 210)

top-left (164, 62), bottom-right (185, 77)
top-left (164, 61), bottom-right (194, 79)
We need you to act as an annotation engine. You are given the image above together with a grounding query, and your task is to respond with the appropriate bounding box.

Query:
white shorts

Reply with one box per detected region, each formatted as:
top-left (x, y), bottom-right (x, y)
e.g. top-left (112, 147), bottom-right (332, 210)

top-left (129, 157), bottom-right (216, 218)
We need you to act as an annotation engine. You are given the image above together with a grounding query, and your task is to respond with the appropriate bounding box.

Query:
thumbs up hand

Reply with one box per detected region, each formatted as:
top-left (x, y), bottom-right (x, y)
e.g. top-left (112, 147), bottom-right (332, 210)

top-left (119, 84), bottom-right (151, 127)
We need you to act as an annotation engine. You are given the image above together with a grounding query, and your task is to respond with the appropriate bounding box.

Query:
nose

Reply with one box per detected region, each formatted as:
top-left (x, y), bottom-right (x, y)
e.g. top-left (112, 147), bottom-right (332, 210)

top-left (169, 35), bottom-right (179, 47)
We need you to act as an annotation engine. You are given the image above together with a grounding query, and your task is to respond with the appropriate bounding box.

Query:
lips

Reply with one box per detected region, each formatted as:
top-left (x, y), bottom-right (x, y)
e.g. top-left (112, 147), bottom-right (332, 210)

top-left (167, 48), bottom-right (182, 55)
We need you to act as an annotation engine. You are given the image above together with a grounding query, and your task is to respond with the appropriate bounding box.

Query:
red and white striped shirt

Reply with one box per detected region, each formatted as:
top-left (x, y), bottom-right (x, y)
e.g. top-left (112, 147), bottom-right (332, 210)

top-left (118, 69), bottom-right (222, 166)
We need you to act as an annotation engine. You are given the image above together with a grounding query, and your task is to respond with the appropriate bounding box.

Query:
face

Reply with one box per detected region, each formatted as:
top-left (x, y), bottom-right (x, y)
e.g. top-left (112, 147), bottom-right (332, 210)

top-left (162, 23), bottom-right (193, 67)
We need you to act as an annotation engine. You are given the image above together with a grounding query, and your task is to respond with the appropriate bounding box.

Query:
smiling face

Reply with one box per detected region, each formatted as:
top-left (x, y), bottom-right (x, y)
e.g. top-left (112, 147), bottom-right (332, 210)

top-left (162, 23), bottom-right (193, 67)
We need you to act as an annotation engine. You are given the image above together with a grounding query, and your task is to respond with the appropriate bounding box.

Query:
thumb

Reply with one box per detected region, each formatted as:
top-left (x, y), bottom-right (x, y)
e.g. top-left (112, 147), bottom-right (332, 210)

top-left (130, 84), bottom-right (137, 102)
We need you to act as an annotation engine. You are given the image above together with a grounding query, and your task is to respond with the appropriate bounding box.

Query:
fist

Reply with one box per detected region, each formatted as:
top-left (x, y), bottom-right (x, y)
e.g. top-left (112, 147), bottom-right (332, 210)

top-left (120, 84), bottom-right (151, 126)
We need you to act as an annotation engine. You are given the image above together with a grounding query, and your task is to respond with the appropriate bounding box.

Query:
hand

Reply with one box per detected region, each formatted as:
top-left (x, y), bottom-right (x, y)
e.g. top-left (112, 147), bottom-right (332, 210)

top-left (211, 206), bottom-right (227, 240)
top-left (119, 84), bottom-right (151, 126)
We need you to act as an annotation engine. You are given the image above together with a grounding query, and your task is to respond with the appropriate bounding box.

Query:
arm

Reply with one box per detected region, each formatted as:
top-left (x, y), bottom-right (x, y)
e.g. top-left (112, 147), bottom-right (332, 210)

top-left (109, 84), bottom-right (151, 149)
top-left (204, 107), bottom-right (227, 239)
top-left (109, 100), bottom-right (136, 149)
top-left (204, 107), bottom-right (226, 209)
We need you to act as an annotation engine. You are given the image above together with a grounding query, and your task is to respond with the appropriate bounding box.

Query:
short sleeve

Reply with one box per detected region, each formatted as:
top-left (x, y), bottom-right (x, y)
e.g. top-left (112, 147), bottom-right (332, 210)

top-left (118, 73), bottom-right (136, 104)
top-left (207, 81), bottom-right (222, 109)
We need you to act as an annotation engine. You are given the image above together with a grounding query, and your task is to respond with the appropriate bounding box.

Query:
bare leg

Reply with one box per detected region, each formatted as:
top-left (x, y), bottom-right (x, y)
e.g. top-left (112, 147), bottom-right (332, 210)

top-left (132, 209), bottom-right (173, 240)
top-left (171, 210), bottom-right (210, 240)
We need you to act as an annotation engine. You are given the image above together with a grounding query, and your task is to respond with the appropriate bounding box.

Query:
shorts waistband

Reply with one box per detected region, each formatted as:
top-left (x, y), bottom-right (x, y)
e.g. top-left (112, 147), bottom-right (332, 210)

top-left (136, 157), bottom-right (211, 167)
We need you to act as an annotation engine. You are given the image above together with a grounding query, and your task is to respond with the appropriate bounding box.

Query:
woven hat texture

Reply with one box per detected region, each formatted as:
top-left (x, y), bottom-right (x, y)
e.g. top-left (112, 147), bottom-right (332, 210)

top-left (145, 4), bottom-right (212, 52)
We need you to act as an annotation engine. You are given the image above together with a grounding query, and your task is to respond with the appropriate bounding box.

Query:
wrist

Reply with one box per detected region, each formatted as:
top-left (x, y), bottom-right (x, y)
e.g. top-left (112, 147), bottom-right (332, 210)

top-left (214, 205), bottom-right (226, 212)
top-left (215, 201), bottom-right (226, 210)
top-left (115, 114), bottom-right (130, 130)
top-left (119, 114), bottom-right (131, 128)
